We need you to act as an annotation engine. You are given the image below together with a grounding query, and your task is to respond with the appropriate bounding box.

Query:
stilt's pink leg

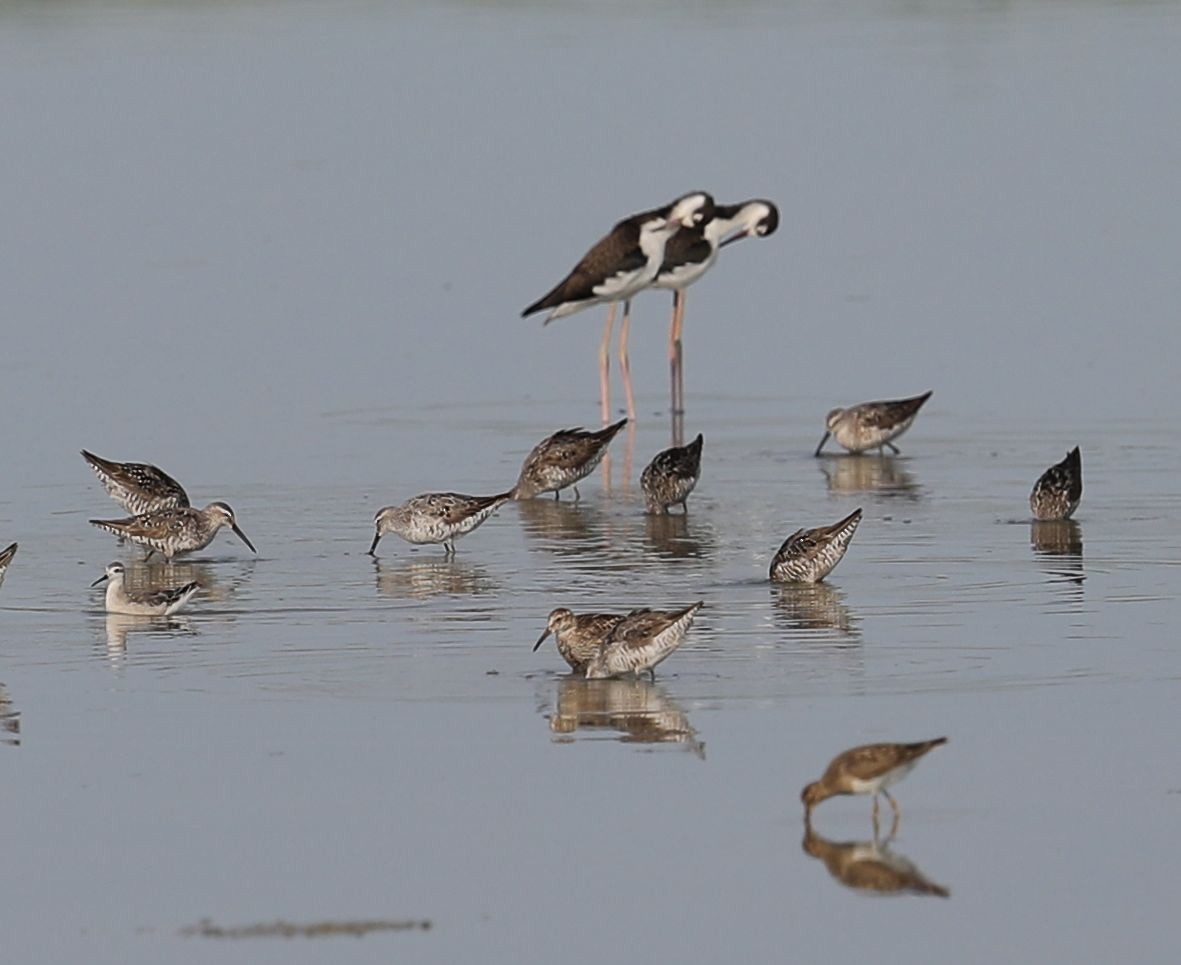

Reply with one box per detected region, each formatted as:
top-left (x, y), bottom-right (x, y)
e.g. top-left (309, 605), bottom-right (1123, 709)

top-left (618, 299), bottom-right (636, 423)
top-left (668, 292), bottom-right (679, 418)
top-left (599, 303), bottom-right (616, 426)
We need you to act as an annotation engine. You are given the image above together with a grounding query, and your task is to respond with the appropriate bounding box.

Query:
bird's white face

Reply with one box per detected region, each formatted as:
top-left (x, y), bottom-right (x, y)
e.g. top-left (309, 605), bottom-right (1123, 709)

top-left (107, 562), bottom-right (125, 580)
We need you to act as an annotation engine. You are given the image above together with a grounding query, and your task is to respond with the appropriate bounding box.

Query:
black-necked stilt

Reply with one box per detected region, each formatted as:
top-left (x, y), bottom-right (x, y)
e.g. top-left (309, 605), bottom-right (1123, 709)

top-left (522, 192), bottom-right (715, 424)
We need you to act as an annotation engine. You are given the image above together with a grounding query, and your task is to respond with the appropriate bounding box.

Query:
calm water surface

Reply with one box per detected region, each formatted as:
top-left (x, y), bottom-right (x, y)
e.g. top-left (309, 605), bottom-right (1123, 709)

top-left (2, 1), bottom-right (1180, 963)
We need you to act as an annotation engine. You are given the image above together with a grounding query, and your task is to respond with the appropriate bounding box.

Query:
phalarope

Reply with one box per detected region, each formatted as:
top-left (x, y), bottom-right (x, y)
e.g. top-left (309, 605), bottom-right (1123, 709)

top-left (91, 561), bottom-right (199, 616)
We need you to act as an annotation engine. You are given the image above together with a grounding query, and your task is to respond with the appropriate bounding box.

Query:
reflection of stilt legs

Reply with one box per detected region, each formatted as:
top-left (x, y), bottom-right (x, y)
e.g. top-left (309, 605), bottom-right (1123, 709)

top-left (618, 299), bottom-right (636, 423)
top-left (599, 303), bottom-right (616, 426)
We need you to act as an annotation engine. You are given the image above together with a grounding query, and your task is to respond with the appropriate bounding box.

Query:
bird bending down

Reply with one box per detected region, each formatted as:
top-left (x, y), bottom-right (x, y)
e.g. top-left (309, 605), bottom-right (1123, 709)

top-left (769, 508), bottom-right (862, 584)
top-left (815, 391), bottom-right (933, 456)
top-left (640, 433), bottom-right (704, 514)
top-left (368, 490), bottom-right (512, 557)
top-left (584, 601), bottom-right (703, 679)
top-left (801, 737), bottom-right (948, 824)
top-left (512, 419), bottom-right (628, 500)
top-left (522, 192), bottom-right (715, 425)
top-left (90, 502), bottom-right (256, 560)
top-left (91, 561), bottom-right (199, 616)
top-left (81, 450), bottom-right (190, 515)
top-left (652, 199), bottom-right (778, 437)
top-left (533, 608), bottom-right (626, 675)
top-left (0, 542), bottom-right (16, 586)
top-left (1030, 446), bottom-right (1082, 520)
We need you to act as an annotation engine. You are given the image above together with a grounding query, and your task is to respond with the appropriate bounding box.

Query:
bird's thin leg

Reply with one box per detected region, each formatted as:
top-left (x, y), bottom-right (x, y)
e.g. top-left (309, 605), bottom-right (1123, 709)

top-left (668, 292), bottom-right (679, 414)
top-left (599, 303), bottom-right (617, 427)
top-left (882, 788), bottom-right (901, 821)
top-left (674, 290), bottom-right (687, 417)
top-left (144, 549), bottom-right (155, 562)
top-left (887, 811), bottom-right (900, 843)
top-left (573, 485), bottom-right (581, 503)
top-left (872, 794), bottom-right (881, 824)
top-left (886, 441), bottom-right (901, 455)
top-left (618, 299), bottom-right (636, 423)
top-left (553, 490), bottom-right (560, 501)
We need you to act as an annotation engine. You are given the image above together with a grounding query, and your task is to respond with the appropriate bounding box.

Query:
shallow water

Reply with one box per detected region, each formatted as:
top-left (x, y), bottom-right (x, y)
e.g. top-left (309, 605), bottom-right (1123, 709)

top-left (2, 1), bottom-right (1181, 963)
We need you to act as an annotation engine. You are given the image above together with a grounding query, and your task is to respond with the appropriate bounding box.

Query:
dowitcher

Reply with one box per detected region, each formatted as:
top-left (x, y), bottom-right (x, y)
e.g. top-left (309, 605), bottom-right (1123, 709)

top-left (90, 502), bottom-right (256, 560)
top-left (814, 391), bottom-right (932, 456)
top-left (640, 432), bottom-right (703, 514)
top-left (1030, 446), bottom-right (1082, 520)
top-left (769, 508), bottom-right (862, 583)
top-left (368, 490), bottom-right (512, 557)
top-left (91, 561), bottom-right (199, 616)
top-left (0, 542), bottom-right (16, 586)
top-left (512, 418), bottom-right (628, 500)
top-left (802, 737), bottom-right (947, 822)
top-left (584, 601), bottom-right (703, 680)
top-left (653, 200), bottom-right (778, 420)
top-left (801, 824), bottom-right (949, 898)
top-left (81, 450), bottom-right (189, 515)
top-left (534, 609), bottom-right (626, 674)
top-left (522, 192), bottom-right (715, 423)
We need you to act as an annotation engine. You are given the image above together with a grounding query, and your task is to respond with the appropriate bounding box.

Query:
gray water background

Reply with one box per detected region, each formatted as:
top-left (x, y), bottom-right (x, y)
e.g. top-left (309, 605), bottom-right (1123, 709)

top-left (2, 1), bottom-right (1180, 962)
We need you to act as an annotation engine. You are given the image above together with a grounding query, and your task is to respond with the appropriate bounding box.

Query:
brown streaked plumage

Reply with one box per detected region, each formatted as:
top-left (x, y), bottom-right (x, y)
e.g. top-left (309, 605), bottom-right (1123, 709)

top-left (802, 824), bottom-right (950, 898)
top-left (0, 542), bottom-right (16, 586)
top-left (81, 450), bottom-right (190, 515)
top-left (815, 391), bottom-right (933, 456)
top-left (90, 501), bottom-right (256, 560)
top-left (769, 508), bottom-right (862, 583)
top-left (584, 601), bottom-right (703, 680)
top-left (640, 433), bottom-right (703, 514)
top-left (802, 737), bottom-right (947, 821)
top-left (1030, 446), bottom-right (1082, 520)
top-left (512, 418), bottom-right (628, 500)
top-left (369, 490), bottom-right (512, 558)
top-left (534, 608), bottom-right (625, 674)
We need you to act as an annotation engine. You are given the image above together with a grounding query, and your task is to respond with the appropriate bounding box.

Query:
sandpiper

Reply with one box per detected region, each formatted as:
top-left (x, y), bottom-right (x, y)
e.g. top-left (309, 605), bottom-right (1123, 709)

top-left (802, 737), bottom-right (948, 822)
top-left (91, 561), bottom-right (199, 616)
top-left (81, 450), bottom-right (189, 515)
top-left (522, 191), bottom-right (715, 423)
top-left (653, 200), bottom-right (778, 419)
top-left (1030, 446), bottom-right (1082, 520)
top-left (640, 433), bottom-right (704, 514)
top-left (584, 601), bottom-right (703, 680)
top-left (0, 542), bottom-right (16, 585)
top-left (369, 490), bottom-right (512, 557)
top-left (534, 609), bottom-right (626, 674)
top-left (512, 418), bottom-right (628, 500)
top-left (814, 391), bottom-right (933, 456)
top-left (801, 824), bottom-right (949, 898)
top-left (90, 502), bottom-right (256, 560)
top-left (770, 508), bottom-right (862, 583)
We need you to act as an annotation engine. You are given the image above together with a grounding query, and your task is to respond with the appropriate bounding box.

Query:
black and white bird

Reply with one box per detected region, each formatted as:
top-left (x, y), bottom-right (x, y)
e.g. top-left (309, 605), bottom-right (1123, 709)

top-left (522, 191), bottom-right (715, 425)
top-left (652, 199), bottom-right (779, 433)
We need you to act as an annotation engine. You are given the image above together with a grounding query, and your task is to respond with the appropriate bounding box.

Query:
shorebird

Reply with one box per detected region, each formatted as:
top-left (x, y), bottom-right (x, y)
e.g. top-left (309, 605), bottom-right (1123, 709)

top-left (90, 502), bottom-right (256, 560)
top-left (368, 490), bottom-right (512, 557)
top-left (814, 391), bottom-right (933, 456)
top-left (584, 601), bottom-right (703, 680)
top-left (534, 609), bottom-right (626, 674)
top-left (512, 418), bottom-right (628, 500)
top-left (769, 508), bottom-right (862, 583)
top-left (653, 200), bottom-right (778, 424)
top-left (640, 432), bottom-right (704, 514)
top-left (522, 191), bottom-right (715, 424)
top-left (0, 542), bottom-right (16, 586)
top-left (1030, 446), bottom-right (1082, 520)
top-left (802, 737), bottom-right (947, 822)
top-left (81, 450), bottom-right (189, 515)
top-left (91, 561), bottom-right (199, 616)
top-left (801, 823), bottom-right (950, 898)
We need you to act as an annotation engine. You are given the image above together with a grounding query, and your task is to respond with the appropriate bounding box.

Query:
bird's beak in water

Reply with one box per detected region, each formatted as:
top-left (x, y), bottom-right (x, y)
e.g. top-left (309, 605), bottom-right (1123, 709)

top-left (91, 573), bottom-right (109, 587)
top-left (533, 629), bottom-right (551, 652)
top-left (368, 531), bottom-right (382, 556)
top-left (231, 523), bottom-right (257, 554)
top-left (814, 431), bottom-right (831, 457)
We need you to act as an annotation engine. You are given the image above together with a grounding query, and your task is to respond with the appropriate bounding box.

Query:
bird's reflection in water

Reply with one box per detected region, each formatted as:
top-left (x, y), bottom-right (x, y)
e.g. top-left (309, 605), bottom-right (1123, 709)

top-left (773, 583), bottom-right (859, 639)
top-left (1030, 519), bottom-right (1084, 588)
top-left (801, 821), bottom-right (949, 898)
top-left (544, 677), bottom-right (705, 759)
top-left (373, 557), bottom-right (494, 600)
top-left (516, 498), bottom-right (609, 555)
top-left (818, 455), bottom-right (919, 499)
top-left (0, 683), bottom-right (20, 747)
top-left (102, 613), bottom-right (196, 665)
top-left (643, 512), bottom-right (714, 560)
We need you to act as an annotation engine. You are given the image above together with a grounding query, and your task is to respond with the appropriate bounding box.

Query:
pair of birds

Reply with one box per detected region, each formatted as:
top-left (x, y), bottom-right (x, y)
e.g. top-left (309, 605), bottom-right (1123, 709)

top-left (369, 419), bottom-right (704, 556)
top-left (82, 450), bottom-right (256, 560)
top-left (522, 191), bottom-right (779, 424)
